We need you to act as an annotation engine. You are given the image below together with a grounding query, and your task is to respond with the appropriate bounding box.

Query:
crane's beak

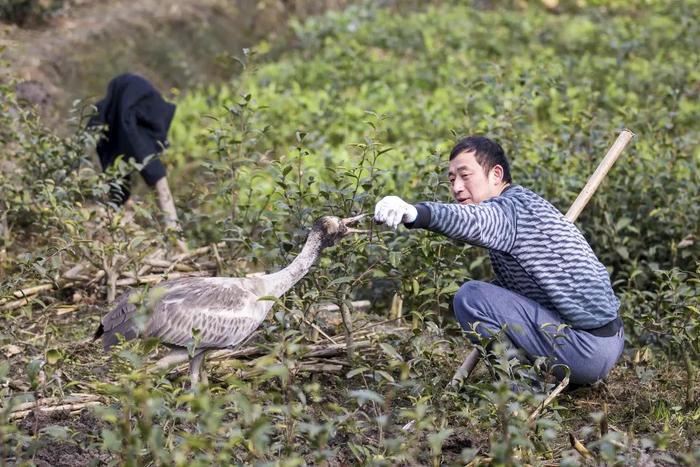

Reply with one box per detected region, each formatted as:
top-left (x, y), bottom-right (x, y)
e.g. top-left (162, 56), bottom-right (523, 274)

top-left (341, 213), bottom-right (369, 235)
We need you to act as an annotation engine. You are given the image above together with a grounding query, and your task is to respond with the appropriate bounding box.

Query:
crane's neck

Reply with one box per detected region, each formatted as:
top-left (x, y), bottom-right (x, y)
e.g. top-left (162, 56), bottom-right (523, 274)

top-left (265, 230), bottom-right (326, 297)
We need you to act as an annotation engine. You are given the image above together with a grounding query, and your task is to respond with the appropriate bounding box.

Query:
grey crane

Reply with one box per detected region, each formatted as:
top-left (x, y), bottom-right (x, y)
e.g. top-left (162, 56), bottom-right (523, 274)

top-left (94, 214), bottom-right (366, 385)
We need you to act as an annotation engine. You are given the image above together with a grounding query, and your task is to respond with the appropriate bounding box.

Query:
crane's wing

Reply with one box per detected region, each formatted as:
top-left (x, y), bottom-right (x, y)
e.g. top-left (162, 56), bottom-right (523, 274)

top-left (96, 277), bottom-right (269, 350)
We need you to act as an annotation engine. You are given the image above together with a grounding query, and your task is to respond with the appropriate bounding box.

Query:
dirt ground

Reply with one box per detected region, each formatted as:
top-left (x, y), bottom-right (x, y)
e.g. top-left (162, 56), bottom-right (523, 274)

top-left (16, 409), bottom-right (110, 466)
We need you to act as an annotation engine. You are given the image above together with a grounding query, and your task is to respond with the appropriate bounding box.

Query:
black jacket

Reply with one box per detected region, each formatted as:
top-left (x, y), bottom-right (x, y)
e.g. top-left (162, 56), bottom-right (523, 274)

top-left (90, 74), bottom-right (176, 191)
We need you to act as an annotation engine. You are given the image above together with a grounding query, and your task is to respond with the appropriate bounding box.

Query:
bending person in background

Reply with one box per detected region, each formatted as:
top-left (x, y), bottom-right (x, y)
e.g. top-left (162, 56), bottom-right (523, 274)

top-left (89, 73), bottom-right (187, 253)
top-left (373, 136), bottom-right (623, 386)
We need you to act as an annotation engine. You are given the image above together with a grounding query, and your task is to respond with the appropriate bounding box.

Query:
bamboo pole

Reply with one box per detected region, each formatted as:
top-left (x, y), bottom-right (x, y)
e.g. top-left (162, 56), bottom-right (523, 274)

top-left (527, 375), bottom-right (570, 424)
top-left (565, 129), bottom-right (635, 221)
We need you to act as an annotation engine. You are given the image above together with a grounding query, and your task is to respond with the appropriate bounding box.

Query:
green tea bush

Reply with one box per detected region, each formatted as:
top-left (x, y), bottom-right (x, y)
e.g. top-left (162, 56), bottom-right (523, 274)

top-left (621, 266), bottom-right (700, 407)
top-left (166, 0), bottom-right (700, 324)
top-left (0, 84), bottom-right (99, 276)
top-left (170, 0), bottom-right (699, 285)
top-left (0, 83), bottom-right (174, 306)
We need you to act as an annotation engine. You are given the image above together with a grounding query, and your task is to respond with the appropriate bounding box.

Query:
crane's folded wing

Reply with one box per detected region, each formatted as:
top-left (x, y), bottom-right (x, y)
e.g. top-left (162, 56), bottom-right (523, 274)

top-left (144, 277), bottom-right (267, 348)
top-left (97, 277), bottom-right (268, 350)
top-left (146, 306), bottom-right (261, 348)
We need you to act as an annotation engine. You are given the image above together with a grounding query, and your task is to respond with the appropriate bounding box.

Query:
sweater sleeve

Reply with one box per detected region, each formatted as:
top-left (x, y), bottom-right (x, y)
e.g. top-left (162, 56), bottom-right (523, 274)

top-left (409, 198), bottom-right (517, 253)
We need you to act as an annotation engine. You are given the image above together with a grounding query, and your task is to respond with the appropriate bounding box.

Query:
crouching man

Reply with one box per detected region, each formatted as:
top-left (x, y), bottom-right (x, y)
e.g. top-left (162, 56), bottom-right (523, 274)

top-left (374, 136), bottom-right (623, 385)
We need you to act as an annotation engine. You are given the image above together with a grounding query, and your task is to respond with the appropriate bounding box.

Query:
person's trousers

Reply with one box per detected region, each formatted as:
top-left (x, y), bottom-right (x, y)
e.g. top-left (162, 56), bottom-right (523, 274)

top-left (453, 281), bottom-right (624, 385)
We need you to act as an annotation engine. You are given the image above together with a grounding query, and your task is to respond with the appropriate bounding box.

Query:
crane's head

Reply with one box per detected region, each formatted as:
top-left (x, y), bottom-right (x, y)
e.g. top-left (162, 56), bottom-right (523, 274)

top-left (313, 214), bottom-right (368, 246)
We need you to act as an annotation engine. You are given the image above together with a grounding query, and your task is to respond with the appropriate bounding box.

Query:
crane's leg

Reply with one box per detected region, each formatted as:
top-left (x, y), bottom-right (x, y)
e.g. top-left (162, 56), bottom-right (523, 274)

top-left (199, 351), bottom-right (209, 386)
top-left (154, 348), bottom-right (189, 370)
top-left (189, 350), bottom-right (208, 388)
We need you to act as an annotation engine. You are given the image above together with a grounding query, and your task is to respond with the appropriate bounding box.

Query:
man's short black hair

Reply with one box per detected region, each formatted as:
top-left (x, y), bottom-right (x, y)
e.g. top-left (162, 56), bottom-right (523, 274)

top-left (449, 136), bottom-right (512, 183)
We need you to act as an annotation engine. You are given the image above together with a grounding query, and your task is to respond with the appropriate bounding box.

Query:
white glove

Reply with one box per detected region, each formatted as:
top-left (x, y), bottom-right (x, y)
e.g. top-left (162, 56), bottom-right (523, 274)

top-left (374, 196), bottom-right (418, 229)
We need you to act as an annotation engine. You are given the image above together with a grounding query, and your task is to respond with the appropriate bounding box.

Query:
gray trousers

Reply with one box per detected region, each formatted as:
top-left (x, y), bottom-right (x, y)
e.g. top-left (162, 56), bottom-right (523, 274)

top-left (453, 281), bottom-right (624, 385)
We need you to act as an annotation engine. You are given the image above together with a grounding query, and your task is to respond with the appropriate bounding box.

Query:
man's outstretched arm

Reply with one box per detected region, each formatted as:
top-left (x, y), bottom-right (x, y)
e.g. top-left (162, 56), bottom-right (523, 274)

top-left (374, 195), bottom-right (517, 252)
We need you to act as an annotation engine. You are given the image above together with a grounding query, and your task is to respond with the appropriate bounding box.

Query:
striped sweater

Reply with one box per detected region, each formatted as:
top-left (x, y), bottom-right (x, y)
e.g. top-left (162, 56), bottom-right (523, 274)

top-left (409, 185), bottom-right (619, 329)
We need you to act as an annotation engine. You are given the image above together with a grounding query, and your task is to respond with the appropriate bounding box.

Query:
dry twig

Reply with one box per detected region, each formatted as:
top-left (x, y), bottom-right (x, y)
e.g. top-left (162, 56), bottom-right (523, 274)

top-left (159, 340), bottom-right (374, 376)
top-left (2, 242), bottom-right (227, 309)
top-left (5, 393), bottom-right (103, 421)
top-left (569, 432), bottom-right (593, 459)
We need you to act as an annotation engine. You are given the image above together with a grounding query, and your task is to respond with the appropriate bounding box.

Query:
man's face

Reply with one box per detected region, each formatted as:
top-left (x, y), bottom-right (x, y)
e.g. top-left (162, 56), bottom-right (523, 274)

top-left (448, 150), bottom-right (503, 205)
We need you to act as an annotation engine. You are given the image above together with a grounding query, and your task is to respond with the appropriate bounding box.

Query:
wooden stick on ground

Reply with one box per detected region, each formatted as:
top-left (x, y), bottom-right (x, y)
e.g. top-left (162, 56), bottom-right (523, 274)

top-left (5, 394), bottom-right (103, 421)
top-left (9, 401), bottom-right (103, 421)
top-left (0, 281), bottom-right (78, 311)
top-left (158, 339), bottom-right (374, 376)
top-left (0, 284), bottom-right (56, 307)
top-left (171, 242), bottom-right (227, 263)
top-left (216, 360), bottom-right (347, 380)
top-left (569, 432), bottom-right (594, 459)
top-left (449, 129), bottom-right (635, 386)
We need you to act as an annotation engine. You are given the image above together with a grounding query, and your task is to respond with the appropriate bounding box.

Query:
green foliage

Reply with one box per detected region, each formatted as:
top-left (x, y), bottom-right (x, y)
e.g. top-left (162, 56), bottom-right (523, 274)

top-left (165, 0), bottom-right (700, 460)
top-left (170, 0), bottom-right (700, 287)
top-left (622, 266), bottom-right (700, 407)
top-left (0, 82), bottom-right (181, 303)
top-left (2, 0), bottom-right (699, 465)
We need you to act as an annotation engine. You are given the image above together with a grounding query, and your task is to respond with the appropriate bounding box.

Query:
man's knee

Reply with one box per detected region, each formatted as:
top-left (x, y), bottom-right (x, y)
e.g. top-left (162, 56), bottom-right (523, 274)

top-left (453, 281), bottom-right (493, 329)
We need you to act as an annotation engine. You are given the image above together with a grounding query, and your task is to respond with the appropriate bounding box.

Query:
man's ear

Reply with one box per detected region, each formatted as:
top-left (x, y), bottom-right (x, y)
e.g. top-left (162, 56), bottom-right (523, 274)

top-left (490, 164), bottom-right (504, 184)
